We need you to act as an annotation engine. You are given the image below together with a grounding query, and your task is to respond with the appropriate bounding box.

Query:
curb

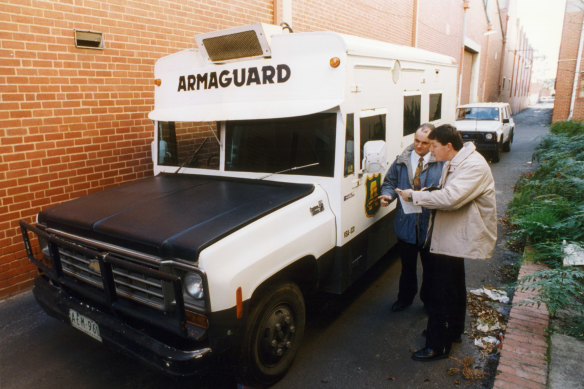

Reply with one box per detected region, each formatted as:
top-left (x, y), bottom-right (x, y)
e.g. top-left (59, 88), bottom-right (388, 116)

top-left (493, 261), bottom-right (549, 389)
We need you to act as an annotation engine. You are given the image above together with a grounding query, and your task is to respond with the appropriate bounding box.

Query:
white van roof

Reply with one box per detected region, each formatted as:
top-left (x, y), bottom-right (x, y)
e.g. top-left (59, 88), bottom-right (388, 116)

top-left (149, 25), bottom-right (456, 122)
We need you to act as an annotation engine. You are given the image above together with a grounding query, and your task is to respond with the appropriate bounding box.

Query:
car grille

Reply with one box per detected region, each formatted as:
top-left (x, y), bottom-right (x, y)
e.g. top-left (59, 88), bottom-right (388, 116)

top-left (58, 245), bottom-right (168, 311)
top-left (461, 132), bottom-right (483, 142)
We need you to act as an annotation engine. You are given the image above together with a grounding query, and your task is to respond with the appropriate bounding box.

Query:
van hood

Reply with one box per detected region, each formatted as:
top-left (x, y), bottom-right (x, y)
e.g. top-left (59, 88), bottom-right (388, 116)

top-left (38, 174), bottom-right (314, 261)
top-left (454, 120), bottom-right (501, 132)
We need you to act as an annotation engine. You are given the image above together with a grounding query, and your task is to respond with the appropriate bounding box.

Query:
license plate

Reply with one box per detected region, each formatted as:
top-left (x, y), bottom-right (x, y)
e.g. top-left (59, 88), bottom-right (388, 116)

top-left (69, 309), bottom-right (102, 342)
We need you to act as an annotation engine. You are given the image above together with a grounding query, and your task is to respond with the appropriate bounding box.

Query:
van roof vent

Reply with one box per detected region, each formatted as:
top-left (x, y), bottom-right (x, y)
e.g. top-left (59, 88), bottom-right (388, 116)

top-left (195, 24), bottom-right (279, 63)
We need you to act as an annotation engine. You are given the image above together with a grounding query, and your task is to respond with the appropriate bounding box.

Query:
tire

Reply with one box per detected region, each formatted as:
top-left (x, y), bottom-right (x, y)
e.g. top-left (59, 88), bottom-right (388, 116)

top-left (502, 129), bottom-right (513, 152)
top-left (238, 282), bottom-right (305, 386)
top-left (491, 143), bottom-right (500, 163)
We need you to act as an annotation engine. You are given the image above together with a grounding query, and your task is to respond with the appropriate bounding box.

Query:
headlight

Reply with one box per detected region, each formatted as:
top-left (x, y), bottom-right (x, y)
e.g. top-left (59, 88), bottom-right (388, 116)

top-left (184, 272), bottom-right (204, 300)
top-left (38, 236), bottom-right (51, 259)
top-left (485, 133), bottom-right (493, 140)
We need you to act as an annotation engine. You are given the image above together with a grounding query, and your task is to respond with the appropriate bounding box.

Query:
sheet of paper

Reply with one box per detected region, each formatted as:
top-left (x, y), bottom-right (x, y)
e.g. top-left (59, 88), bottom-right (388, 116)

top-left (399, 196), bottom-right (422, 214)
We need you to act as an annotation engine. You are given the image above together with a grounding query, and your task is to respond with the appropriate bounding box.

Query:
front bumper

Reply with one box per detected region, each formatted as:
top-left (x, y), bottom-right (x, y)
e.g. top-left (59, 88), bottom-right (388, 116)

top-left (33, 275), bottom-right (213, 375)
top-left (459, 132), bottom-right (499, 151)
top-left (19, 220), bottom-right (221, 376)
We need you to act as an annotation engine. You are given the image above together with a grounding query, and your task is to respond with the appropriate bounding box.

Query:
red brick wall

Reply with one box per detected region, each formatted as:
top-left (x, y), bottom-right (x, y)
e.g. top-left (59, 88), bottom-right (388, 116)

top-left (292, 0), bottom-right (414, 45)
top-left (0, 0), bottom-right (274, 298)
top-left (417, 0), bottom-right (463, 59)
top-left (553, 2), bottom-right (584, 122)
top-left (0, 0), bottom-right (509, 299)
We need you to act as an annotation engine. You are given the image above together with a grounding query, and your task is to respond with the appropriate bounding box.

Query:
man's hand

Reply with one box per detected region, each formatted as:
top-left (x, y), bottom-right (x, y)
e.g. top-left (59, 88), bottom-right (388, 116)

top-left (395, 188), bottom-right (413, 202)
top-left (378, 195), bottom-right (393, 207)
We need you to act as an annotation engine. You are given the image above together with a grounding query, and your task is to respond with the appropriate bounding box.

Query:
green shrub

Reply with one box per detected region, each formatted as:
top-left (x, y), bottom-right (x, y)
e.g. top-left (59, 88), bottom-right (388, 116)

top-left (550, 120), bottom-right (584, 136)
top-left (507, 120), bottom-right (584, 338)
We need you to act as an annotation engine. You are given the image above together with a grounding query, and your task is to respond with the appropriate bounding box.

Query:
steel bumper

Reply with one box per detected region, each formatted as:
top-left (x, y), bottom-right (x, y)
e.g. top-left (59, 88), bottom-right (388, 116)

top-left (32, 276), bottom-right (213, 376)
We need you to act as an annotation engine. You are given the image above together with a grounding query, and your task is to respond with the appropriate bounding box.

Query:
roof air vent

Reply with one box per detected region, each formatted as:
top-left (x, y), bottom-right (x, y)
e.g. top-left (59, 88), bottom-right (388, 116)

top-left (196, 24), bottom-right (280, 63)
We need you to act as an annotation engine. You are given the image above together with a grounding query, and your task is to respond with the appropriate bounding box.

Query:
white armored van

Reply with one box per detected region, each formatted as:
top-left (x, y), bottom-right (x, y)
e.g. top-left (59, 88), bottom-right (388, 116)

top-left (21, 23), bottom-right (456, 386)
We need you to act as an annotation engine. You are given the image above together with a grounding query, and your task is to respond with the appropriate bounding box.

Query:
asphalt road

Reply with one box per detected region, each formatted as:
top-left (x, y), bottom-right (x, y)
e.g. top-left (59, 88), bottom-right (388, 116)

top-left (0, 104), bottom-right (552, 389)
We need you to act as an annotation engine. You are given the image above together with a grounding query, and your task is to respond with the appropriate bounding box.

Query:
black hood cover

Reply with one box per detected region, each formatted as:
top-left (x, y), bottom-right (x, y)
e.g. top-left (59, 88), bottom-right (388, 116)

top-left (38, 174), bottom-right (314, 261)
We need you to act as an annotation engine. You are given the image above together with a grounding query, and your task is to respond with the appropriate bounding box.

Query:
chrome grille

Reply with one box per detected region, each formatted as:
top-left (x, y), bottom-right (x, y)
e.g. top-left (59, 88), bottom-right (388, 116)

top-left (111, 264), bottom-right (165, 309)
top-left (59, 247), bottom-right (167, 311)
top-left (60, 247), bottom-right (103, 288)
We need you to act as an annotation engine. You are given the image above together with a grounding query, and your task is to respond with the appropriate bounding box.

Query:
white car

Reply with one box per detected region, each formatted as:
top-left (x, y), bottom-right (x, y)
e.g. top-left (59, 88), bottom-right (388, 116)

top-left (454, 102), bottom-right (515, 162)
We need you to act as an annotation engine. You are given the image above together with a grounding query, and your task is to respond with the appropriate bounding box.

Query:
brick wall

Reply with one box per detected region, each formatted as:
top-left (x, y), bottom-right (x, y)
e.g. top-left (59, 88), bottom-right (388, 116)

top-left (0, 0), bottom-right (274, 298)
top-left (552, 0), bottom-right (584, 122)
top-left (293, 0), bottom-right (413, 45)
top-left (417, 0), bottom-right (463, 59)
top-left (0, 0), bottom-right (511, 299)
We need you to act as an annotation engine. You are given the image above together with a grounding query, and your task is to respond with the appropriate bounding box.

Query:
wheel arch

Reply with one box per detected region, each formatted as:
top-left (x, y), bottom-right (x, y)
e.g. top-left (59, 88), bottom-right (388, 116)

top-left (248, 255), bottom-right (319, 305)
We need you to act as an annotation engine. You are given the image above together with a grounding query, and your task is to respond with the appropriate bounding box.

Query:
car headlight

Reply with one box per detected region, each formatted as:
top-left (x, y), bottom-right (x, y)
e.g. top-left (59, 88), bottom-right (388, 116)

top-left (485, 133), bottom-right (493, 140)
top-left (184, 272), bottom-right (204, 300)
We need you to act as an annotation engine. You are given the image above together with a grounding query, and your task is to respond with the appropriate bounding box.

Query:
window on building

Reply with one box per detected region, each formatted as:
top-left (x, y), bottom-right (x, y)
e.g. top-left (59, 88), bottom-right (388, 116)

top-left (429, 93), bottom-right (442, 121)
top-left (403, 95), bottom-right (421, 136)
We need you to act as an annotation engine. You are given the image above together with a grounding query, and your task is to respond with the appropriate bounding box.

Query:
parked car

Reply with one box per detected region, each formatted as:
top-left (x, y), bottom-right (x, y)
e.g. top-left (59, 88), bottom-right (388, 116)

top-left (454, 102), bottom-right (514, 162)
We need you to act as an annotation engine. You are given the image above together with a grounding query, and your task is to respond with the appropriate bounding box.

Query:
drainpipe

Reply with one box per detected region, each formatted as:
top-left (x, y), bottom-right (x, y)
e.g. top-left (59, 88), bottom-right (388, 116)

top-left (569, 12), bottom-right (584, 120)
top-left (411, 0), bottom-right (418, 47)
top-left (458, 0), bottom-right (470, 105)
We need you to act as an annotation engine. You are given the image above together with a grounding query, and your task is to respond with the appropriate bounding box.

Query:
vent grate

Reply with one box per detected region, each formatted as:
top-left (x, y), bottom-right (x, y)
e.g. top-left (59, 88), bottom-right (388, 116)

top-left (74, 29), bottom-right (104, 50)
top-left (203, 30), bottom-right (264, 62)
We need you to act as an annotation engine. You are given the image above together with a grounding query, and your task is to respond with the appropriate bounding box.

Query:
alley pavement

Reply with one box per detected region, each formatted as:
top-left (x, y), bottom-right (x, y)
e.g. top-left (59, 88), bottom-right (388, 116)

top-left (1, 103), bottom-right (583, 389)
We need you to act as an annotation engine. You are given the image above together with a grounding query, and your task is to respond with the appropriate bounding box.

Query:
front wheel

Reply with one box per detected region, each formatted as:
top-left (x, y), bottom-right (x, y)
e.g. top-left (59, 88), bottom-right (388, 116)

top-left (490, 141), bottom-right (501, 163)
top-left (502, 129), bottom-right (513, 152)
top-left (238, 282), bottom-right (305, 386)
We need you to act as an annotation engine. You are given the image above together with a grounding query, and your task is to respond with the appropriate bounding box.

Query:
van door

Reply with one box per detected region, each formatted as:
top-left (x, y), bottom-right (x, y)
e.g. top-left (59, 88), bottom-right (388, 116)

top-left (331, 109), bottom-right (394, 292)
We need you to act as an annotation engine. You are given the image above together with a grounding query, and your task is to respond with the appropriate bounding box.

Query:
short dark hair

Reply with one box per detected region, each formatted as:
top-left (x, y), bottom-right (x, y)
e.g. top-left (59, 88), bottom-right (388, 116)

top-left (428, 124), bottom-right (463, 151)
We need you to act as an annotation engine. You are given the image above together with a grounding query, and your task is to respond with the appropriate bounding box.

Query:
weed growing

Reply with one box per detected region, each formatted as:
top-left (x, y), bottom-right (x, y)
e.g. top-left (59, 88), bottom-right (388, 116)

top-left (507, 120), bottom-right (584, 339)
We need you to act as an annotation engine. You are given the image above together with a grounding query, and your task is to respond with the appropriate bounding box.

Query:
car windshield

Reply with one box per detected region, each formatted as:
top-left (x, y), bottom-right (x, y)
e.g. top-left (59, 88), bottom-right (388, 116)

top-left (225, 113), bottom-right (337, 177)
top-left (457, 107), bottom-right (500, 121)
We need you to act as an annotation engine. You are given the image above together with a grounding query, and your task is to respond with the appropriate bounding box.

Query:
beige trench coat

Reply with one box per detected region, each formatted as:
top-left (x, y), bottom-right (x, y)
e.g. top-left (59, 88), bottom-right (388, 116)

top-left (411, 142), bottom-right (497, 260)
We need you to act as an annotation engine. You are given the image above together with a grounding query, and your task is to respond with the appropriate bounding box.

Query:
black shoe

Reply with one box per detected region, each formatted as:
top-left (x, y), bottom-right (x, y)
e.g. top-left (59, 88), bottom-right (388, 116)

top-left (411, 346), bottom-right (450, 362)
top-left (391, 300), bottom-right (411, 312)
top-left (421, 330), bottom-right (462, 343)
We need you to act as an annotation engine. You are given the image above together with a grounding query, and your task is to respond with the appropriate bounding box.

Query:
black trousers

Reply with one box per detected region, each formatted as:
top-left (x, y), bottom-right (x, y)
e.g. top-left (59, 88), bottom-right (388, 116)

top-left (423, 252), bottom-right (466, 351)
top-left (396, 240), bottom-right (430, 305)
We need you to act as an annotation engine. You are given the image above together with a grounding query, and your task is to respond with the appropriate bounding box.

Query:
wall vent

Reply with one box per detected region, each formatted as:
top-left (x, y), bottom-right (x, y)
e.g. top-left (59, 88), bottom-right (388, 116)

top-left (75, 29), bottom-right (104, 50)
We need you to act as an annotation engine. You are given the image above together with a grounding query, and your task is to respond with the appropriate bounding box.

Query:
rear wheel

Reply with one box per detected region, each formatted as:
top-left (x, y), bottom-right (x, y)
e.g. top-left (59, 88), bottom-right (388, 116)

top-left (238, 282), bottom-right (305, 386)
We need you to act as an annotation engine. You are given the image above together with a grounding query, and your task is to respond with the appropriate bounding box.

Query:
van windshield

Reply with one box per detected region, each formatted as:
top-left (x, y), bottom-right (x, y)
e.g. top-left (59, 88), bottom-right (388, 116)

top-left (457, 107), bottom-right (500, 121)
top-left (157, 121), bottom-right (220, 170)
top-left (225, 113), bottom-right (337, 177)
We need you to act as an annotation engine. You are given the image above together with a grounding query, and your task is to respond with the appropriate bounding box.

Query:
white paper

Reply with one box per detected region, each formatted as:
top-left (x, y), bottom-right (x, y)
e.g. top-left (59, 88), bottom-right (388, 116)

top-left (399, 196), bottom-right (422, 214)
top-left (563, 241), bottom-right (584, 266)
top-left (470, 287), bottom-right (510, 303)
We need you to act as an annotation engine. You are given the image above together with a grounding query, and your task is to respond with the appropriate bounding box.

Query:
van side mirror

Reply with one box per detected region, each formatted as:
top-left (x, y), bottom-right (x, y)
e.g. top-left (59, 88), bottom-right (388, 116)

top-left (502, 118), bottom-right (509, 124)
top-left (362, 140), bottom-right (388, 173)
